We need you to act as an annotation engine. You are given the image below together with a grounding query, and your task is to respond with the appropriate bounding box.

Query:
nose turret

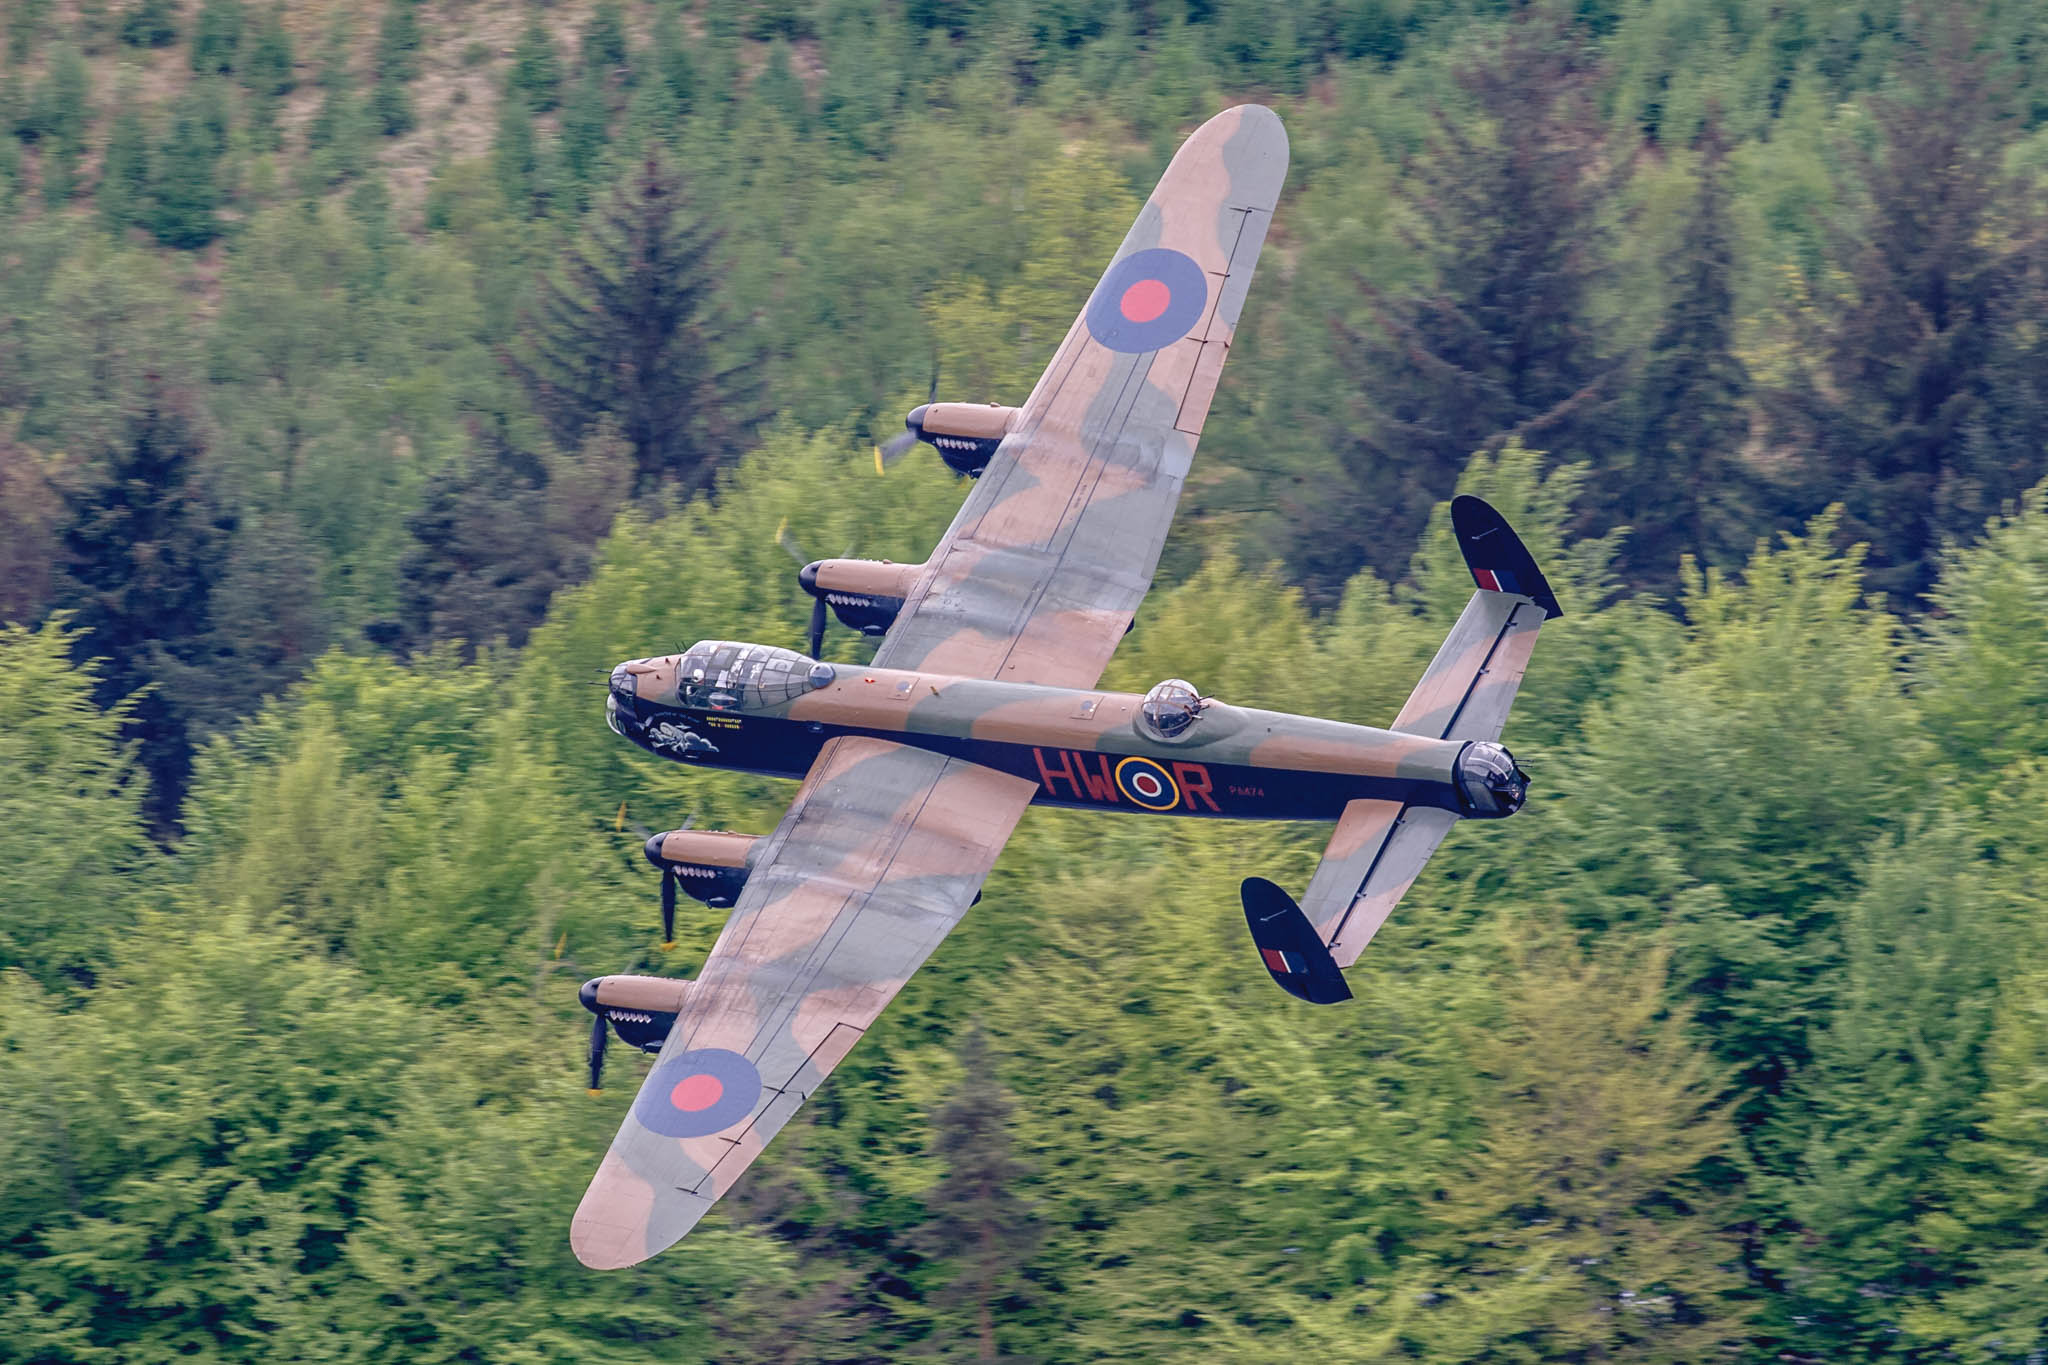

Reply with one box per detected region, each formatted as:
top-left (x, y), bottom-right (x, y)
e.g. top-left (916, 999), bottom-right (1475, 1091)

top-left (607, 662), bottom-right (640, 732)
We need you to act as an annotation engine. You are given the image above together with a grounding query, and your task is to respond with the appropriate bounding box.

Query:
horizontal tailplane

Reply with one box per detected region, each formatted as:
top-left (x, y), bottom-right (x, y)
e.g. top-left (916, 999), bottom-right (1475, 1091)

top-left (1241, 496), bottom-right (1557, 999)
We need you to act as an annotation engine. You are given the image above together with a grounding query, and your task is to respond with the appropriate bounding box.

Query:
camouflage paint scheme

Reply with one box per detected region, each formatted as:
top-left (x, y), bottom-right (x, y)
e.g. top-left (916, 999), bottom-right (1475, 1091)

top-left (573, 107), bottom-right (1557, 1269)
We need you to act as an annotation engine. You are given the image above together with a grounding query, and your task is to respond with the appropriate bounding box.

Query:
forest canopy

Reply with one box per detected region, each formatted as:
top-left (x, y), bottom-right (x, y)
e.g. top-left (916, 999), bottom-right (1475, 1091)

top-left (4, 0), bottom-right (2048, 1359)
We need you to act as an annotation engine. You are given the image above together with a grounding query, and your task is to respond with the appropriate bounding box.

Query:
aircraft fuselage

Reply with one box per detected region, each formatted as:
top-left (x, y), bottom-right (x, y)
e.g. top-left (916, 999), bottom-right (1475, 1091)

top-left (607, 642), bottom-right (1486, 822)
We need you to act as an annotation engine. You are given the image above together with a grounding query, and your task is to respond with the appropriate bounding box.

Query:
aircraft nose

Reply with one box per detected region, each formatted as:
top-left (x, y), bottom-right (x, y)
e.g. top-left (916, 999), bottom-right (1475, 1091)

top-left (579, 978), bottom-right (603, 1014)
top-left (644, 833), bottom-right (667, 868)
top-left (609, 662), bottom-right (638, 721)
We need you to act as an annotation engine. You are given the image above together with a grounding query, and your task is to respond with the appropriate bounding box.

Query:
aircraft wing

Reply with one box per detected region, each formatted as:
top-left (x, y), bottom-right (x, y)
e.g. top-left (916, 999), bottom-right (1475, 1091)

top-left (572, 738), bottom-right (1036, 1268)
top-left (873, 104), bottom-right (1288, 687)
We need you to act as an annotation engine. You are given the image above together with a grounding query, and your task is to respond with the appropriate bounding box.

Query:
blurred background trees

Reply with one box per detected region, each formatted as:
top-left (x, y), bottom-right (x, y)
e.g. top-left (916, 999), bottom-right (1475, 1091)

top-left (4, 0), bottom-right (2048, 1358)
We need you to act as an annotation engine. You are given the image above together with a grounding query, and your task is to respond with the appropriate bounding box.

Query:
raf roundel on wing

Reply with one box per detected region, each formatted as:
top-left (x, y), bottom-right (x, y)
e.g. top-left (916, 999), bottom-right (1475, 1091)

top-left (632, 1047), bottom-right (764, 1138)
top-left (1085, 247), bottom-right (1210, 354)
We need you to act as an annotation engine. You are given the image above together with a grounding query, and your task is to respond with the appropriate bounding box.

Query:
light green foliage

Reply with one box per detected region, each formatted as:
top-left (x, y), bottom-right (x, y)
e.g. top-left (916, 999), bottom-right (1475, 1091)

top-left (0, 620), bottom-right (151, 989)
top-left (1551, 515), bottom-right (1928, 1090)
top-left (0, 911), bottom-right (416, 1356)
top-left (14, 241), bottom-right (198, 460)
top-left (4, 3), bottom-right (2048, 1358)
top-left (927, 144), bottom-right (1139, 403)
top-left (1927, 954), bottom-right (2048, 1357)
top-left (1917, 482), bottom-right (2048, 792)
top-left (1364, 939), bottom-right (1747, 1361)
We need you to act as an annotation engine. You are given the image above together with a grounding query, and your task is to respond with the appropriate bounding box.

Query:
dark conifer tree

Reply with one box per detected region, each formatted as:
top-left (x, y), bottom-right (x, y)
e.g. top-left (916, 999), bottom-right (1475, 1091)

top-left (1318, 15), bottom-right (1620, 585)
top-left (185, 511), bottom-right (330, 733)
top-left (492, 89), bottom-right (550, 216)
top-left (1772, 16), bottom-right (2042, 606)
top-left (382, 420), bottom-right (628, 656)
top-left (303, 22), bottom-right (369, 184)
top-left (507, 155), bottom-right (760, 495)
top-left (1620, 114), bottom-right (1757, 595)
top-left (55, 388), bottom-right (226, 834)
top-left (914, 1027), bottom-right (1041, 1363)
top-left (752, 40), bottom-right (810, 136)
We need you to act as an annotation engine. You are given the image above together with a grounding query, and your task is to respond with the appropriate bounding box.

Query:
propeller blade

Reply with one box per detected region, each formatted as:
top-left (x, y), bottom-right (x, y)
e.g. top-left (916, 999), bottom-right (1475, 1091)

top-left (808, 596), bottom-right (828, 661)
top-left (587, 1013), bottom-right (609, 1094)
top-left (773, 517), bottom-right (808, 566)
top-left (874, 428), bottom-right (919, 475)
top-left (660, 867), bottom-right (677, 951)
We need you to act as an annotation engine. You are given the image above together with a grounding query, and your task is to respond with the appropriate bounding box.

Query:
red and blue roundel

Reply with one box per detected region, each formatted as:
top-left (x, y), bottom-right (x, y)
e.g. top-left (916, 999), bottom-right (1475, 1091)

top-left (1086, 248), bottom-right (1209, 355)
top-left (1115, 756), bottom-right (1181, 811)
top-left (633, 1047), bottom-right (763, 1138)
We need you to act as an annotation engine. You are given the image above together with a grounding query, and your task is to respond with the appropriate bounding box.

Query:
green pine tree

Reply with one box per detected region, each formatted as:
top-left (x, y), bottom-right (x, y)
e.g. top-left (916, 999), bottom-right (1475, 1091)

top-left (651, 3), bottom-right (695, 114)
top-left (97, 100), bottom-right (150, 235)
top-left (559, 67), bottom-right (609, 187)
top-left (506, 155), bottom-right (760, 494)
top-left (148, 92), bottom-right (223, 248)
top-left (188, 0), bottom-right (243, 74)
top-left (55, 387), bottom-right (226, 833)
top-left (1619, 114), bottom-right (1759, 597)
top-left (32, 42), bottom-right (89, 205)
top-left (913, 1026), bottom-right (1043, 1361)
top-left (1770, 15), bottom-right (2044, 606)
top-left (118, 0), bottom-right (179, 48)
top-left (580, 0), bottom-right (626, 75)
top-left (1319, 14), bottom-right (1622, 591)
top-left (244, 3), bottom-right (293, 97)
top-left (0, 619), bottom-right (153, 990)
top-left (509, 10), bottom-right (561, 112)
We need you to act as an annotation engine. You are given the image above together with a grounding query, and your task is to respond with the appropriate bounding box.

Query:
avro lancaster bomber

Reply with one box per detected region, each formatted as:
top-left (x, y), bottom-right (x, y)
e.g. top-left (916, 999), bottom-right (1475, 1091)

top-left (572, 105), bottom-right (1561, 1269)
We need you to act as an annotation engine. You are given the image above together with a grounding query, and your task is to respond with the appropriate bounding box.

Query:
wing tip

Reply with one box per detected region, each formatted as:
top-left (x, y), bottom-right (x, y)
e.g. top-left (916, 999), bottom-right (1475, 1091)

top-left (572, 1150), bottom-right (720, 1270)
top-left (571, 1216), bottom-right (653, 1271)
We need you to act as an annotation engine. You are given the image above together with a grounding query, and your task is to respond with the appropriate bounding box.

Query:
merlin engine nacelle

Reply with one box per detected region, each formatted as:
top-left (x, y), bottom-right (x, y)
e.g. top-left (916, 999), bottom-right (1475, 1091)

top-left (580, 975), bottom-right (692, 1052)
top-left (902, 402), bottom-right (1019, 476)
top-left (798, 558), bottom-right (924, 639)
top-left (643, 828), bottom-right (761, 909)
top-left (581, 973), bottom-right (694, 1090)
